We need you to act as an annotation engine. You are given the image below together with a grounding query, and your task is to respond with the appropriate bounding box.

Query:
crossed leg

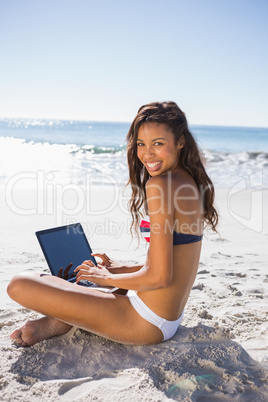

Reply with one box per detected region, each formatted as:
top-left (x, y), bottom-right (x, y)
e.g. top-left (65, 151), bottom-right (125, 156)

top-left (7, 272), bottom-right (164, 346)
top-left (10, 317), bottom-right (72, 347)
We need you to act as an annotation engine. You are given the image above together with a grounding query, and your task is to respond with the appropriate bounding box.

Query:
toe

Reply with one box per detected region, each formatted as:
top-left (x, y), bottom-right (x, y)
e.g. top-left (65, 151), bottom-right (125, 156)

top-left (12, 339), bottom-right (29, 348)
top-left (11, 334), bottom-right (29, 347)
top-left (10, 328), bottom-right (22, 340)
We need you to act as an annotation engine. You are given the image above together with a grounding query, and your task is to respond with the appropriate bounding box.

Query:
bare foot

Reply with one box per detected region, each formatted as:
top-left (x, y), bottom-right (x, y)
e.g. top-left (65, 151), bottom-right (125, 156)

top-left (10, 317), bottom-right (72, 347)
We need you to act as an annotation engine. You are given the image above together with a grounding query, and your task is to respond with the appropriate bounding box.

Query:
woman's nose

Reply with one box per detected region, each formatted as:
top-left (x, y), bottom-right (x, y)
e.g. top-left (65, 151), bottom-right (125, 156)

top-left (143, 145), bottom-right (155, 157)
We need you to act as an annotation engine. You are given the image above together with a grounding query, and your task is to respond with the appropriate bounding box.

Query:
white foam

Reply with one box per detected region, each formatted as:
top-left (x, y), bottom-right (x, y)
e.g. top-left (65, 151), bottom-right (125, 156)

top-left (1, 137), bottom-right (267, 189)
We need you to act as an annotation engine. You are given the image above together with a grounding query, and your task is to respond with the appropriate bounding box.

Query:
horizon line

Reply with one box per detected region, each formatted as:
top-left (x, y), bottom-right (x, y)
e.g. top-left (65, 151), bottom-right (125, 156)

top-left (0, 115), bottom-right (267, 130)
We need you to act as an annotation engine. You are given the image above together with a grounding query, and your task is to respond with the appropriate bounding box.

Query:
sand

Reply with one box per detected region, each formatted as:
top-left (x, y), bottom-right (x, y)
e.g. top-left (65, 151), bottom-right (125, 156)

top-left (0, 185), bottom-right (267, 401)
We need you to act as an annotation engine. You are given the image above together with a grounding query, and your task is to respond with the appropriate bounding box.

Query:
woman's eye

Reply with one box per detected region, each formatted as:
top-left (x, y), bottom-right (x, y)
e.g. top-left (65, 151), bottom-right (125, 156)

top-left (137, 143), bottom-right (144, 147)
top-left (154, 142), bottom-right (163, 146)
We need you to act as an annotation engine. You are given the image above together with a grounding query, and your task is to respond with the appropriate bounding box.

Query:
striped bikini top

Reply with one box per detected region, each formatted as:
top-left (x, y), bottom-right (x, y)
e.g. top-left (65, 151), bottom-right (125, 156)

top-left (140, 215), bottom-right (203, 245)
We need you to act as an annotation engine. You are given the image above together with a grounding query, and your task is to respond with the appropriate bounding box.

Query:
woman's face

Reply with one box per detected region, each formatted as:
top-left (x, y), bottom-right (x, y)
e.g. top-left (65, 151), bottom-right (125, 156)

top-left (137, 123), bottom-right (184, 176)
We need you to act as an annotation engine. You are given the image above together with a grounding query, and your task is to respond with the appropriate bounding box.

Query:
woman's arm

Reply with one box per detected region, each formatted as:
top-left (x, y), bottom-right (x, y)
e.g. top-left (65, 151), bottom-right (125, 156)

top-left (91, 253), bottom-right (143, 274)
top-left (74, 175), bottom-right (175, 291)
top-left (75, 262), bottom-right (167, 291)
top-left (107, 265), bottom-right (144, 274)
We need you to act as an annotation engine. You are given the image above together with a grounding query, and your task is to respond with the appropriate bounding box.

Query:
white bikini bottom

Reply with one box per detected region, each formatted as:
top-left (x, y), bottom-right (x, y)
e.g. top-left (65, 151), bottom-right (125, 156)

top-left (127, 290), bottom-right (184, 341)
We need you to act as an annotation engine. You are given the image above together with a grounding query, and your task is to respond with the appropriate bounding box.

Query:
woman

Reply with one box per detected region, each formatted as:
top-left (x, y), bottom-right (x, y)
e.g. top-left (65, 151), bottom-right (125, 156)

top-left (7, 101), bottom-right (218, 346)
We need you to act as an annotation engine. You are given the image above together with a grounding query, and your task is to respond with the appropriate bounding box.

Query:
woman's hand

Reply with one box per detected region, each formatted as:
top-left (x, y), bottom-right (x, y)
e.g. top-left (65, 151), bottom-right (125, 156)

top-left (74, 260), bottom-right (110, 286)
top-left (91, 253), bottom-right (124, 271)
top-left (91, 253), bottom-right (142, 274)
top-left (58, 263), bottom-right (74, 280)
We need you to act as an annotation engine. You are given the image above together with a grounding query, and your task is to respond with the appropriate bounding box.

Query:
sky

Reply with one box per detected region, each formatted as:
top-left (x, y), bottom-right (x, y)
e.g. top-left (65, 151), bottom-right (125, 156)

top-left (0, 0), bottom-right (267, 127)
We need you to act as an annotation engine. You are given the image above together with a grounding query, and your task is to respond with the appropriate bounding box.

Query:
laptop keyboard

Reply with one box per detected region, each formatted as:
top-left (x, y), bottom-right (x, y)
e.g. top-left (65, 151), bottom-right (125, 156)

top-left (77, 279), bottom-right (95, 287)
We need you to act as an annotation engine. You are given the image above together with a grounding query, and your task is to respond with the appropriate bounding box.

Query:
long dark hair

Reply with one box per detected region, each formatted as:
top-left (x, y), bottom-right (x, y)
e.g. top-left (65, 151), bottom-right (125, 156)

top-left (126, 101), bottom-right (218, 235)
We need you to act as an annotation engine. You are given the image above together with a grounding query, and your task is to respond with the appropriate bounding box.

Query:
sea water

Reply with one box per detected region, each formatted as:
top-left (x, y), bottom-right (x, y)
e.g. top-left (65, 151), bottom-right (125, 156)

top-left (0, 118), bottom-right (267, 189)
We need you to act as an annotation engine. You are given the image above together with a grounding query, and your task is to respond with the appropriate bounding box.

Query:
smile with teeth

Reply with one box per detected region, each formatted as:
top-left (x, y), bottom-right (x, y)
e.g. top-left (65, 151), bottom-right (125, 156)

top-left (146, 161), bottom-right (162, 168)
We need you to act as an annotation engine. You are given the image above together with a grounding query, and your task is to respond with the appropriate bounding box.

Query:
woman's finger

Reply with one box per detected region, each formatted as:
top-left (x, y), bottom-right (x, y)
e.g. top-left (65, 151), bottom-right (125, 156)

top-left (76, 272), bottom-right (94, 283)
top-left (91, 253), bottom-right (110, 265)
top-left (75, 272), bottom-right (87, 282)
top-left (76, 267), bottom-right (90, 275)
top-left (63, 263), bottom-right (73, 278)
top-left (57, 267), bottom-right (63, 278)
top-left (74, 261), bottom-right (93, 272)
top-left (58, 264), bottom-right (74, 279)
top-left (84, 260), bottom-right (96, 267)
top-left (74, 265), bottom-right (81, 273)
top-left (74, 260), bottom-right (95, 273)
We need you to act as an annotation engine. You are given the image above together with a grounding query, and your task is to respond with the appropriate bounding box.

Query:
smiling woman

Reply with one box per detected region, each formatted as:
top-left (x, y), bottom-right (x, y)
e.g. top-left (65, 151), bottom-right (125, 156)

top-left (126, 102), bottom-right (218, 237)
top-left (7, 101), bottom-right (218, 347)
top-left (136, 124), bottom-right (184, 175)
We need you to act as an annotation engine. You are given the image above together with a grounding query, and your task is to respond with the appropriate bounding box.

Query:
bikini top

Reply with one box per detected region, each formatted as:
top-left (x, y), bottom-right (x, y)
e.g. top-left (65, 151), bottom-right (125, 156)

top-left (140, 215), bottom-right (203, 245)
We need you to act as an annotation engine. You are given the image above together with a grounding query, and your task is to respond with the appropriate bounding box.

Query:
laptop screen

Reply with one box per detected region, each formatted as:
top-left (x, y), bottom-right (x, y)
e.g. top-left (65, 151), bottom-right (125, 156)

top-left (36, 223), bottom-right (97, 279)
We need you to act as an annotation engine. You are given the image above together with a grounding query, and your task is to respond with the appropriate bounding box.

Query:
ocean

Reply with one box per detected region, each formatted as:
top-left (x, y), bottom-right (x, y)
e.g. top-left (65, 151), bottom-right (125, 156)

top-left (0, 118), bottom-right (267, 189)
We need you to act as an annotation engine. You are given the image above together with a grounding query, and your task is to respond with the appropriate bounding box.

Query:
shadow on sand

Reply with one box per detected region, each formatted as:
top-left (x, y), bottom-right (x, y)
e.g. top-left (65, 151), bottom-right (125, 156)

top-left (10, 324), bottom-right (268, 401)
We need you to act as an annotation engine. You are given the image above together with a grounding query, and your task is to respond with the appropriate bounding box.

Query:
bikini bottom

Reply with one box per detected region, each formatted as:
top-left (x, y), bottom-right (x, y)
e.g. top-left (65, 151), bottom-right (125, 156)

top-left (127, 290), bottom-right (183, 341)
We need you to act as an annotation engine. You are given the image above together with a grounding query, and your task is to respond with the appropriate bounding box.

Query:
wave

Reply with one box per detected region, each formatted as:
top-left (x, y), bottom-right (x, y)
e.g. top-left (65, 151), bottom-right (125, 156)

top-left (203, 149), bottom-right (268, 166)
top-left (1, 136), bottom-right (268, 160)
top-left (1, 118), bottom-right (268, 153)
top-left (0, 136), bottom-right (267, 188)
top-left (70, 144), bottom-right (125, 155)
top-left (0, 136), bottom-right (125, 154)
top-left (0, 119), bottom-right (130, 148)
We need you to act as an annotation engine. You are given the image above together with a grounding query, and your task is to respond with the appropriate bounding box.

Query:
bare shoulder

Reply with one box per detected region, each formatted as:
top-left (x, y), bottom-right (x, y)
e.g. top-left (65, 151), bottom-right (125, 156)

top-left (145, 175), bottom-right (173, 206)
top-left (145, 175), bottom-right (172, 216)
top-left (146, 169), bottom-right (197, 195)
top-left (145, 174), bottom-right (169, 192)
top-left (145, 172), bottom-right (189, 216)
top-left (173, 170), bottom-right (199, 197)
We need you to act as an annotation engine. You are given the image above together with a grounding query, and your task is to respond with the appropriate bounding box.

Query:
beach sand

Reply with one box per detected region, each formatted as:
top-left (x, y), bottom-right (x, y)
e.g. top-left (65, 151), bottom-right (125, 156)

top-left (0, 185), bottom-right (267, 401)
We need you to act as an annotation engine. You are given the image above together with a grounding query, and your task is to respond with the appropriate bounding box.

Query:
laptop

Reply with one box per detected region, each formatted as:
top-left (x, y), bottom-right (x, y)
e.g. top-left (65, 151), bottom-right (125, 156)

top-left (35, 223), bottom-right (118, 293)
